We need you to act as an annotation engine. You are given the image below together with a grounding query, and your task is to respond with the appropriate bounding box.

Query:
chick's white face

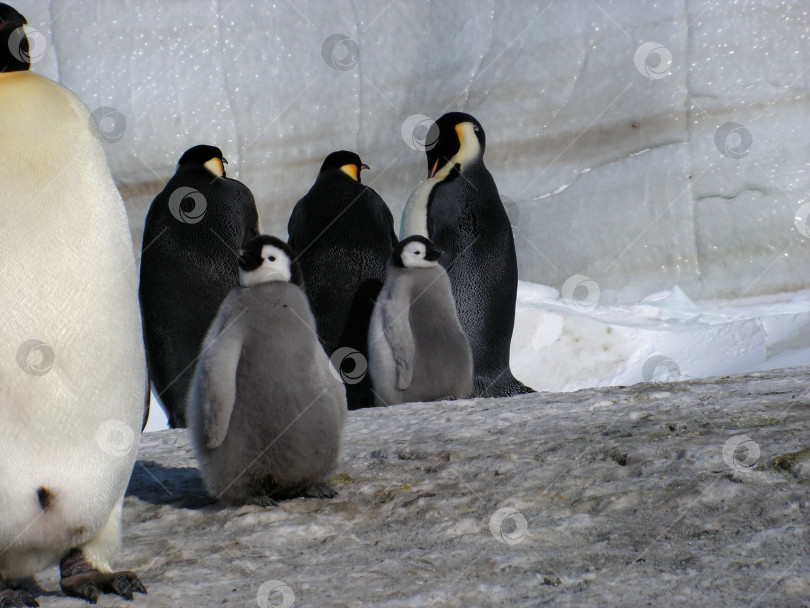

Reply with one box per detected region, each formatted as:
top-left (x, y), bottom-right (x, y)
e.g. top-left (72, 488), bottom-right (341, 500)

top-left (239, 245), bottom-right (292, 287)
top-left (401, 241), bottom-right (438, 269)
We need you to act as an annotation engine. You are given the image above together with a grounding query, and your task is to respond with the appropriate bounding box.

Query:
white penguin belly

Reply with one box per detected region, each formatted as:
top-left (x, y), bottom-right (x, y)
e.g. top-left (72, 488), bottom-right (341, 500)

top-left (0, 73), bottom-right (145, 575)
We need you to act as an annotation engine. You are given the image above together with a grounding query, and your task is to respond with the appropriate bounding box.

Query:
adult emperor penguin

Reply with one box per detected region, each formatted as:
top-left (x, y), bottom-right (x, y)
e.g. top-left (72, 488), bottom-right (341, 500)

top-left (400, 112), bottom-right (534, 398)
top-left (287, 150), bottom-right (398, 409)
top-left (140, 144), bottom-right (260, 428)
top-left (368, 236), bottom-right (473, 406)
top-left (0, 4), bottom-right (147, 604)
top-left (188, 235), bottom-right (347, 506)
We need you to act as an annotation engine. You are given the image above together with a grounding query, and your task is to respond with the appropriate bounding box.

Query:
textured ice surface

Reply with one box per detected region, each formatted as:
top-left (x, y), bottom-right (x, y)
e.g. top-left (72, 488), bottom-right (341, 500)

top-left (144, 280), bottom-right (810, 432)
top-left (32, 367), bottom-right (810, 607)
top-left (14, 0), bottom-right (810, 302)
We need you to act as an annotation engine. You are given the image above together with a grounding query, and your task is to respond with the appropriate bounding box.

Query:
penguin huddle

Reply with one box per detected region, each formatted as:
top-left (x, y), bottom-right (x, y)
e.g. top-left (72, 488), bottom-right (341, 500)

top-left (1, 2), bottom-right (535, 603)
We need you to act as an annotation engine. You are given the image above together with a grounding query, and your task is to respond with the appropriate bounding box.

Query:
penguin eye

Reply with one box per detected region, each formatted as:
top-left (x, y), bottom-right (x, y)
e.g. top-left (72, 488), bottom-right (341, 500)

top-left (268, 256), bottom-right (276, 262)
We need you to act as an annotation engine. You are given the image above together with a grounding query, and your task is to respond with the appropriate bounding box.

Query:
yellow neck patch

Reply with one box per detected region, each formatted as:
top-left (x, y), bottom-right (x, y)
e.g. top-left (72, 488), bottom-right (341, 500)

top-left (340, 164), bottom-right (359, 181)
top-left (203, 157), bottom-right (225, 177)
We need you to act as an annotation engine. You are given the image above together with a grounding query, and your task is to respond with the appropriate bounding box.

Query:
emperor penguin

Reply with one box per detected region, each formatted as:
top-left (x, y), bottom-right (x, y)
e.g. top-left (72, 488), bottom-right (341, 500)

top-left (188, 235), bottom-right (348, 506)
top-left (0, 4), bottom-right (147, 604)
top-left (139, 145), bottom-right (260, 428)
top-left (400, 112), bottom-right (534, 398)
top-left (368, 236), bottom-right (473, 406)
top-left (287, 150), bottom-right (398, 410)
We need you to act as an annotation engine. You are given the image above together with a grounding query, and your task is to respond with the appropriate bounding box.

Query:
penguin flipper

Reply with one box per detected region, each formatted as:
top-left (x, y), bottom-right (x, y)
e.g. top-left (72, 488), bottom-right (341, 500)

top-left (198, 307), bottom-right (244, 449)
top-left (380, 288), bottom-right (414, 391)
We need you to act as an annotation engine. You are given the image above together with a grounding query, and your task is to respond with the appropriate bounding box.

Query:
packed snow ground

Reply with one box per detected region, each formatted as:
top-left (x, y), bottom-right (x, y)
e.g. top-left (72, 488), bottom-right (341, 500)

top-left (34, 366), bottom-right (810, 607)
top-left (144, 282), bottom-right (810, 432)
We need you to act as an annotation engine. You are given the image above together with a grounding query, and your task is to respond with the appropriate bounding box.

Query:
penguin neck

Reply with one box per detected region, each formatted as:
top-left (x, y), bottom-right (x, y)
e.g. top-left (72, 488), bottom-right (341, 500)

top-left (400, 129), bottom-right (484, 240)
top-left (1, 29), bottom-right (31, 73)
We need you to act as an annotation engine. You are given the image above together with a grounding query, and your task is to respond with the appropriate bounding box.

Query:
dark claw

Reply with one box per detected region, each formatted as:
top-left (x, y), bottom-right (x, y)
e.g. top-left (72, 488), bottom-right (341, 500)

top-left (61, 571), bottom-right (146, 603)
top-left (0, 589), bottom-right (40, 607)
top-left (109, 573), bottom-right (132, 600)
top-left (248, 495), bottom-right (279, 508)
top-left (303, 483), bottom-right (338, 499)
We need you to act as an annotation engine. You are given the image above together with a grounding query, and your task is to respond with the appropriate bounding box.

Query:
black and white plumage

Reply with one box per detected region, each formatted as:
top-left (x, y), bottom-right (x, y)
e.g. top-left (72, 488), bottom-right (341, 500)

top-left (287, 150), bottom-right (398, 409)
top-left (139, 145), bottom-right (260, 428)
top-left (0, 4), bottom-right (147, 603)
top-left (188, 236), bottom-right (347, 506)
top-left (368, 236), bottom-right (473, 406)
top-left (400, 112), bottom-right (534, 398)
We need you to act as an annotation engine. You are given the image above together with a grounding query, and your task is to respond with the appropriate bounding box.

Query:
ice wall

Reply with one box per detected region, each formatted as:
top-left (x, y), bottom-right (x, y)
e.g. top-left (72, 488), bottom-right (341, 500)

top-left (15, 0), bottom-right (810, 300)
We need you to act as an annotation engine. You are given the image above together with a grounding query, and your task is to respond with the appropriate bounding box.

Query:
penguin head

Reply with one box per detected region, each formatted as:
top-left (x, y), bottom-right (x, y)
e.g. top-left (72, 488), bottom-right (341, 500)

top-left (394, 235), bottom-right (442, 269)
top-left (238, 235), bottom-right (303, 288)
top-left (319, 150), bottom-right (369, 183)
top-left (177, 145), bottom-right (228, 177)
top-left (0, 3), bottom-right (30, 73)
top-left (425, 112), bottom-right (486, 178)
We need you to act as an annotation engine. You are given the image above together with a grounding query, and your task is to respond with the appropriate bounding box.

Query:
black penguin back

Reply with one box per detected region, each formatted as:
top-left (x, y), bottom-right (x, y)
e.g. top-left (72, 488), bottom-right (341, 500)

top-left (288, 165), bottom-right (397, 409)
top-left (139, 162), bottom-right (259, 427)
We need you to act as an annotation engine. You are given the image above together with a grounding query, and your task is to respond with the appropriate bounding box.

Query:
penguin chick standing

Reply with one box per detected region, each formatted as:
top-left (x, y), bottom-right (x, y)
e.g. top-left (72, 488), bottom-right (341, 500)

top-left (400, 112), bottom-right (534, 398)
top-left (140, 145), bottom-right (260, 428)
top-left (287, 150), bottom-right (397, 409)
top-left (188, 236), bottom-right (347, 506)
top-left (368, 236), bottom-right (473, 406)
top-left (0, 4), bottom-right (147, 604)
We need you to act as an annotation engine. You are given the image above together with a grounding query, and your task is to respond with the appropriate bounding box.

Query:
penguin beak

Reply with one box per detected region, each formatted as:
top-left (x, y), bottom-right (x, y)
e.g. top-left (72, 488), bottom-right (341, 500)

top-left (360, 163), bottom-right (370, 171)
top-left (429, 158), bottom-right (440, 178)
top-left (221, 157), bottom-right (228, 164)
top-left (425, 247), bottom-right (442, 262)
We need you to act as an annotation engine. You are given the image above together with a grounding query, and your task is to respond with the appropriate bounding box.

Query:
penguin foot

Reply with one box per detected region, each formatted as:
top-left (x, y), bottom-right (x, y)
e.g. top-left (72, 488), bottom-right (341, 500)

top-left (476, 374), bottom-right (536, 398)
top-left (0, 589), bottom-right (39, 607)
top-left (246, 495), bottom-right (279, 508)
top-left (302, 483), bottom-right (338, 499)
top-left (59, 550), bottom-right (146, 603)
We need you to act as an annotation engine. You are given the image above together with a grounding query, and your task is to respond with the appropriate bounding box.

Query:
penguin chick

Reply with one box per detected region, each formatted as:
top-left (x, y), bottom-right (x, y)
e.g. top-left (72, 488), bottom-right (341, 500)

top-left (400, 112), bottom-right (534, 398)
top-left (188, 235), bottom-right (347, 507)
top-left (287, 150), bottom-right (398, 410)
top-left (368, 236), bottom-right (473, 406)
top-left (139, 144), bottom-right (260, 428)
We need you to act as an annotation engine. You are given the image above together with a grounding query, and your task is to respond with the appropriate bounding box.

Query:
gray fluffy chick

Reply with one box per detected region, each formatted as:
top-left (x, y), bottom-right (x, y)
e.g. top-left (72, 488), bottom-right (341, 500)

top-left (368, 236), bottom-right (473, 406)
top-left (188, 235), bottom-right (347, 506)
